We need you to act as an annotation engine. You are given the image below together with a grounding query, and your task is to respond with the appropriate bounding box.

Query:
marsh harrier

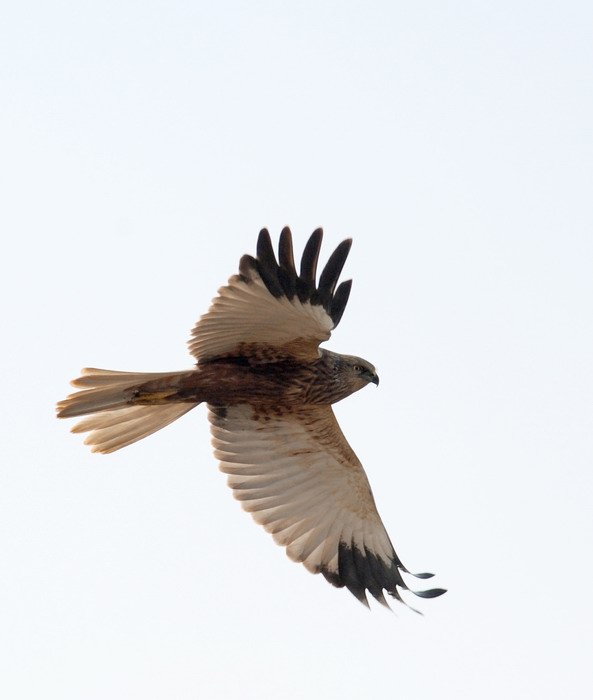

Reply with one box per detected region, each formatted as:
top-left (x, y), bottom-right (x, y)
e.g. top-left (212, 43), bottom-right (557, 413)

top-left (57, 228), bottom-right (445, 609)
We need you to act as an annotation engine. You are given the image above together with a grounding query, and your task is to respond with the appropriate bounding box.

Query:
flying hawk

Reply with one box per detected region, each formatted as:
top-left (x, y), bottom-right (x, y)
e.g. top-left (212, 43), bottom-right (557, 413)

top-left (57, 228), bottom-right (445, 609)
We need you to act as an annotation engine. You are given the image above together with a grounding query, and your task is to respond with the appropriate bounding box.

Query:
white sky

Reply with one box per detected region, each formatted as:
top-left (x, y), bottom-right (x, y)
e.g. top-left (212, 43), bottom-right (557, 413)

top-left (2, 1), bottom-right (592, 698)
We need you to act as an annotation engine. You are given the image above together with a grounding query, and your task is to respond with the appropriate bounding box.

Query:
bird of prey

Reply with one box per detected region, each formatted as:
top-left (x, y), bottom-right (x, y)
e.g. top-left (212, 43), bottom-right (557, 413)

top-left (57, 228), bottom-right (445, 609)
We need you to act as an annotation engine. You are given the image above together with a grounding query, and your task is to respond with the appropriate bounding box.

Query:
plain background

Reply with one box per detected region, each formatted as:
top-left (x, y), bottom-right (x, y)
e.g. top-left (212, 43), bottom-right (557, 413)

top-left (2, 2), bottom-right (592, 698)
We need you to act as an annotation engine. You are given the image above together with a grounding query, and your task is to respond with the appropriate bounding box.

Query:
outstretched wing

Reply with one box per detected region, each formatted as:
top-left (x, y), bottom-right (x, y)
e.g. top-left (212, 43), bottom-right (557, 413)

top-left (209, 404), bottom-right (446, 608)
top-left (189, 227), bottom-right (353, 362)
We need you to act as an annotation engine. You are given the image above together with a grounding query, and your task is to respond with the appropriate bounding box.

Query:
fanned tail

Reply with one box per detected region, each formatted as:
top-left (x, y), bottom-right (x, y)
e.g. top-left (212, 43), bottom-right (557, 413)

top-left (57, 368), bottom-right (200, 453)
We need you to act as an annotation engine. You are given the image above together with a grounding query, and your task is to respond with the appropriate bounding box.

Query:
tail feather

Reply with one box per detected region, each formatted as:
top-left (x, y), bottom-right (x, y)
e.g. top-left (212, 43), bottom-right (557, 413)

top-left (71, 367), bottom-right (178, 387)
top-left (75, 404), bottom-right (196, 453)
top-left (57, 368), bottom-right (200, 453)
top-left (57, 368), bottom-right (186, 418)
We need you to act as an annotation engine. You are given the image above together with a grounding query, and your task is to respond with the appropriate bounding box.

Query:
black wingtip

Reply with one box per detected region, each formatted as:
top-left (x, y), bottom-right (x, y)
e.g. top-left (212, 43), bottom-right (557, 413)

top-left (277, 227), bottom-right (297, 299)
top-left (412, 587), bottom-right (447, 599)
top-left (316, 238), bottom-right (352, 312)
top-left (330, 279), bottom-right (352, 327)
top-left (410, 571), bottom-right (436, 580)
top-left (356, 592), bottom-right (371, 609)
top-left (238, 254), bottom-right (257, 280)
top-left (297, 229), bottom-right (324, 301)
top-left (278, 227), bottom-right (295, 268)
top-left (244, 228), bottom-right (353, 328)
top-left (255, 229), bottom-right (284, 297)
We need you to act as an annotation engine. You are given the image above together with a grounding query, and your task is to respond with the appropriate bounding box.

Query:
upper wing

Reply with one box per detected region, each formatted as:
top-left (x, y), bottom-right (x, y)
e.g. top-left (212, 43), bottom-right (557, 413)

top-left (209, 403), bottom-right (446, 608)
top-left (189, 228), bottom-right (353, 362)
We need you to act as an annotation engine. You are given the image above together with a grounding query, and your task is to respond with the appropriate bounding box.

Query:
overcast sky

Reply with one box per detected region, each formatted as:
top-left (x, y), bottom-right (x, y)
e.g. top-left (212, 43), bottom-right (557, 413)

top-left (2, 1), bottom-right (593, 698)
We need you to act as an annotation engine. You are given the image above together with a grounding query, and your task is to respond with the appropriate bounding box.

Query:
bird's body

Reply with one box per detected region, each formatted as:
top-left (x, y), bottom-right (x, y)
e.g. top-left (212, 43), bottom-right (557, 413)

top-left (61, 349), bottom-right (375, 414)
top-left (57, 227), bottom-right (445, 609)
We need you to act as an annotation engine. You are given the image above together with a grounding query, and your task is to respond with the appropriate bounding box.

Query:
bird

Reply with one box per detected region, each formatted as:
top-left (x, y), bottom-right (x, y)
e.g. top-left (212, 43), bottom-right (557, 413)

top-left (57, 227), bottom-right (446, 609)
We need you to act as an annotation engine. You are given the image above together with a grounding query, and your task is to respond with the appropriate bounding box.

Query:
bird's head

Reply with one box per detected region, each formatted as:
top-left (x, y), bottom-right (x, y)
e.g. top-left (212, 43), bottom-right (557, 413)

top-left (342, 354), bottom-right (380, 390)
top-left (320, 350), bottom-right (379, 402)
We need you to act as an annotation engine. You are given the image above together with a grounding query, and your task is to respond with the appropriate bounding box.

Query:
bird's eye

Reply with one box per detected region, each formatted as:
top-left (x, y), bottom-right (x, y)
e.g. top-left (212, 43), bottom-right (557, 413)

top-left (353, 365), bottom-right (364, 373)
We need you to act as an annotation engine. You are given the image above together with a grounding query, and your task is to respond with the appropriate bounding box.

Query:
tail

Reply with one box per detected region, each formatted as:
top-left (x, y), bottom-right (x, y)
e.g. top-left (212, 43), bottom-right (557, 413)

top-left (57, 368), bottom-right (200, 453)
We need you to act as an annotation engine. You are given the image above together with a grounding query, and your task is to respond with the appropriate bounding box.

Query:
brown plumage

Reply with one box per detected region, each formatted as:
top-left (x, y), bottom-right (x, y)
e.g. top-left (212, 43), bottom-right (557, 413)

top-left (57, 227), bottom-right (445, 609)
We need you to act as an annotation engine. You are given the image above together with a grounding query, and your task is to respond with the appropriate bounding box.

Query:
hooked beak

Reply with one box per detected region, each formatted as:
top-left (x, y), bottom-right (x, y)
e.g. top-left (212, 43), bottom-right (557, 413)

top-left (370, 372), bottom-right (379, 387)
